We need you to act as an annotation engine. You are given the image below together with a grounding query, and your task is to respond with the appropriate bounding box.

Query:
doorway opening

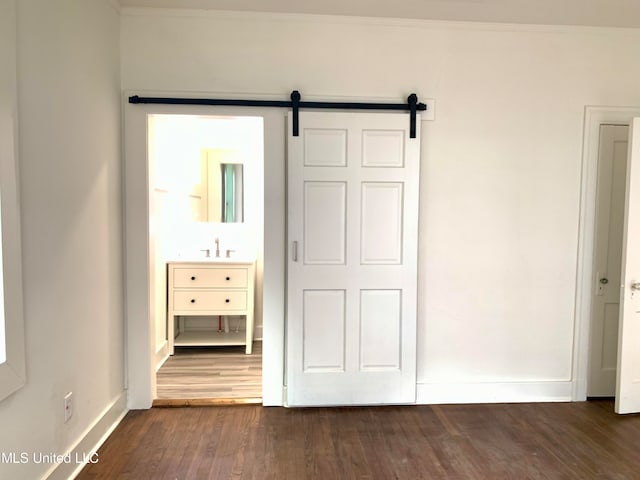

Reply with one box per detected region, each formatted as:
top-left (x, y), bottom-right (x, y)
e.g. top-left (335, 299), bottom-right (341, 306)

top-left (147, 113), bottom-right (264, 404)
top-left (587, 124), bottom-right (628, 398)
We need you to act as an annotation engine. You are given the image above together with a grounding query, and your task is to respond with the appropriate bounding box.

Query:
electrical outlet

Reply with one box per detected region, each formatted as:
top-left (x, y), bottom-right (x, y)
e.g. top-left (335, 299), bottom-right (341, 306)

top-left (64, 392), bottom-right (73, 423)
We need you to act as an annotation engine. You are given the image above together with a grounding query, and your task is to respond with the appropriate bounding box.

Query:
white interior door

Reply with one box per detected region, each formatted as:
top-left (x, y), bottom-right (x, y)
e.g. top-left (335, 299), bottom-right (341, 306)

top-left (616, 117), bottom-right (640, 414)
top-left (286, 111), bottom-right (420, 406)
top-left (588, 125), bottom-right (628, 396)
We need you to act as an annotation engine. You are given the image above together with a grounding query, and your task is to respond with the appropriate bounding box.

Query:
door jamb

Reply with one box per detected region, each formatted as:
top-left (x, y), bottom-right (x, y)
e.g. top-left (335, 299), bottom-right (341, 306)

top-left (573, 106), bottom-right (640, 401)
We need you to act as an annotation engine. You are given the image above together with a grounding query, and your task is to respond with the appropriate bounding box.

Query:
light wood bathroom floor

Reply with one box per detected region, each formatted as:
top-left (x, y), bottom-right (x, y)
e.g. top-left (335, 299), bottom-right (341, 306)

top-left (156, 341), bottom-right (262, 401)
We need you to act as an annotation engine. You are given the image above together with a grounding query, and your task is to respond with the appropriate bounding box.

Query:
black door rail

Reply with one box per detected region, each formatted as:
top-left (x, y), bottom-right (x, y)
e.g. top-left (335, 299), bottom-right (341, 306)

top-left (128, 90), bottom-right (426, 138)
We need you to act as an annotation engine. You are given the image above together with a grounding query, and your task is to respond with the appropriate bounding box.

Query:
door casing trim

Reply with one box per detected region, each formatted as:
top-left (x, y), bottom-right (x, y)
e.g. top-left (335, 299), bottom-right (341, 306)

top-left (123, 91), bottom-right (286, 408)
top-left (573, 106), bottom-right (640, 401)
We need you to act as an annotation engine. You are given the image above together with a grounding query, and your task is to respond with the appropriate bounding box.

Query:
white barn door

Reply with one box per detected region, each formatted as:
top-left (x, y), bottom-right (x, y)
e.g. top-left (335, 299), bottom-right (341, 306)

top-left (616, 117), bottom-right (640, 414)
top-left (286, 111), bottom-right (420, 406)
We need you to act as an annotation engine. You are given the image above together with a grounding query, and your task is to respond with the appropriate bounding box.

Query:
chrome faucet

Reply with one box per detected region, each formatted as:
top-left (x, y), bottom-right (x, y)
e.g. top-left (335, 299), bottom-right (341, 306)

top-left (214, 238), bottom-right (220, 258)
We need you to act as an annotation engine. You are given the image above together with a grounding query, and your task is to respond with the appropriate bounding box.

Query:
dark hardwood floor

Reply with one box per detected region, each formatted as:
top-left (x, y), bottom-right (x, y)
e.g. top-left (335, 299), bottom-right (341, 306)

top-left (77, 400), bottom-right (640, 479)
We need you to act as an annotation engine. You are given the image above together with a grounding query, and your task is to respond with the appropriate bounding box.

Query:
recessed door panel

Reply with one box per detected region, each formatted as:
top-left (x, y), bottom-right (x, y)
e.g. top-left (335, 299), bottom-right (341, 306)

top-left (360, 290), bottom-right (401, 371)
top-left (304, 128), bottom-right (347, 167)
top-left (304, 182), bottom-right (347, 265)
top-left (361, 182), bottom-right (403, 265)
top-left (362, 130), bottom-right (404, 167)
top-left (601, 304), bottom-right (619, 370)
top-left (303, 290), bottom-right (345, 372)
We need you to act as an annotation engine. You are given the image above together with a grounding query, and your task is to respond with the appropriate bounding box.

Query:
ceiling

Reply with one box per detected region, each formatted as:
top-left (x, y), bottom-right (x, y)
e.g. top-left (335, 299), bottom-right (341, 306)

top-left (117, 0), bottom-right (640, 28)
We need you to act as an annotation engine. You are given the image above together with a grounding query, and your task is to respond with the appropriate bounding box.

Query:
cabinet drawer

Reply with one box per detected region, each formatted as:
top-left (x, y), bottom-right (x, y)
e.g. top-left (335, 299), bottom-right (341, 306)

top-left (173, 267), bottom-right (248, 288)
top-left (173, 290), bottom-right (247, 311)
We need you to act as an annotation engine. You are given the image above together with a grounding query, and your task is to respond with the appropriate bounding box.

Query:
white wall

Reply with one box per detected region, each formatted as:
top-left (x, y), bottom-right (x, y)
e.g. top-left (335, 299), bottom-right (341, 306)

top-left (0, 1), bottom-right (125, 479)
top-left (121, 9), bottom-right (640, 402)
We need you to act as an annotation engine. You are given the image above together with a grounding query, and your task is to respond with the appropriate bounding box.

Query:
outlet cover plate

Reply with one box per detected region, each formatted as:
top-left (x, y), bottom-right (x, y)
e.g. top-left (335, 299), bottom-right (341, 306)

top-left (64, 392), bottom-right (73, 423)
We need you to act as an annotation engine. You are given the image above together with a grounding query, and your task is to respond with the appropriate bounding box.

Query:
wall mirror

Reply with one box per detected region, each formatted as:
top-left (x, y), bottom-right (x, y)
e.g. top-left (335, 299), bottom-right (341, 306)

top-left (187, 149), bottom-right (244, 223)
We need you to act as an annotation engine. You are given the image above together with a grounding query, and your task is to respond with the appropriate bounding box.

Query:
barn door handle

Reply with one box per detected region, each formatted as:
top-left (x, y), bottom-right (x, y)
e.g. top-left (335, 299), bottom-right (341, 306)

top-left (292, 241), bottom-right (298, 262)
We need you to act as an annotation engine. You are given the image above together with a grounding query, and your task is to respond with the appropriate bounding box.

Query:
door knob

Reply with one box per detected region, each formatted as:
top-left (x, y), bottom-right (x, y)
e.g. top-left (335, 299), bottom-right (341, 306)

top-left (599, 278), bottom-right (608, 284)
top-left (631, 282), bottom-right (640, 291)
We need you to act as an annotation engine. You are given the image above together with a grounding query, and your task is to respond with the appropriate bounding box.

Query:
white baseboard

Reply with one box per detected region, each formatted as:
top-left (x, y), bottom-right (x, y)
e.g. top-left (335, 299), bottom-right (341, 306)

top-left (154, 340), bottom-right (169, 371)
top-left (416, 381), bottom-right (574, 404)
top-left (254, 325), bottom-right (263, 340)
top-left (44, 392), bottom-right (128, 480)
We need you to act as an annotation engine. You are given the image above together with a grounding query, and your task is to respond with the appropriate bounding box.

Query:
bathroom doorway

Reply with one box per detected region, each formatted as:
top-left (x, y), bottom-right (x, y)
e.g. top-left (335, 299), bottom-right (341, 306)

top-left (147, 114), bottom-right (264, 404)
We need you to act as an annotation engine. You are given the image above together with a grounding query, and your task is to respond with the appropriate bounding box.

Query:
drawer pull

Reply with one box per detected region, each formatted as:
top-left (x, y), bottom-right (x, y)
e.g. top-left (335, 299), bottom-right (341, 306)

top-left (191, 276), bottom-right (196, 280)
top-left (226, 276), bottom-right (231, 281)
top-left (190, 299), bottom-right (196, 303)
top-left (225, 299), bottom-right (230, 303)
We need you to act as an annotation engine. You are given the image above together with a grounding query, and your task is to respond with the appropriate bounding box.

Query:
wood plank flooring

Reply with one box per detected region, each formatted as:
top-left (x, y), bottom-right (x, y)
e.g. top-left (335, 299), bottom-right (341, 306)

top-left (78, 400), bottom-right (640, 480)
top-left (155, 342), bottom-right (261, 401)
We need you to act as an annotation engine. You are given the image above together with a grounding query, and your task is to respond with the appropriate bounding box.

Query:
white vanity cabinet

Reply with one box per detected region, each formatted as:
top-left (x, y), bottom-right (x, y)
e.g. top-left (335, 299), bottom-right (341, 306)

top-left (167, 261), bottom-right (255, 354)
